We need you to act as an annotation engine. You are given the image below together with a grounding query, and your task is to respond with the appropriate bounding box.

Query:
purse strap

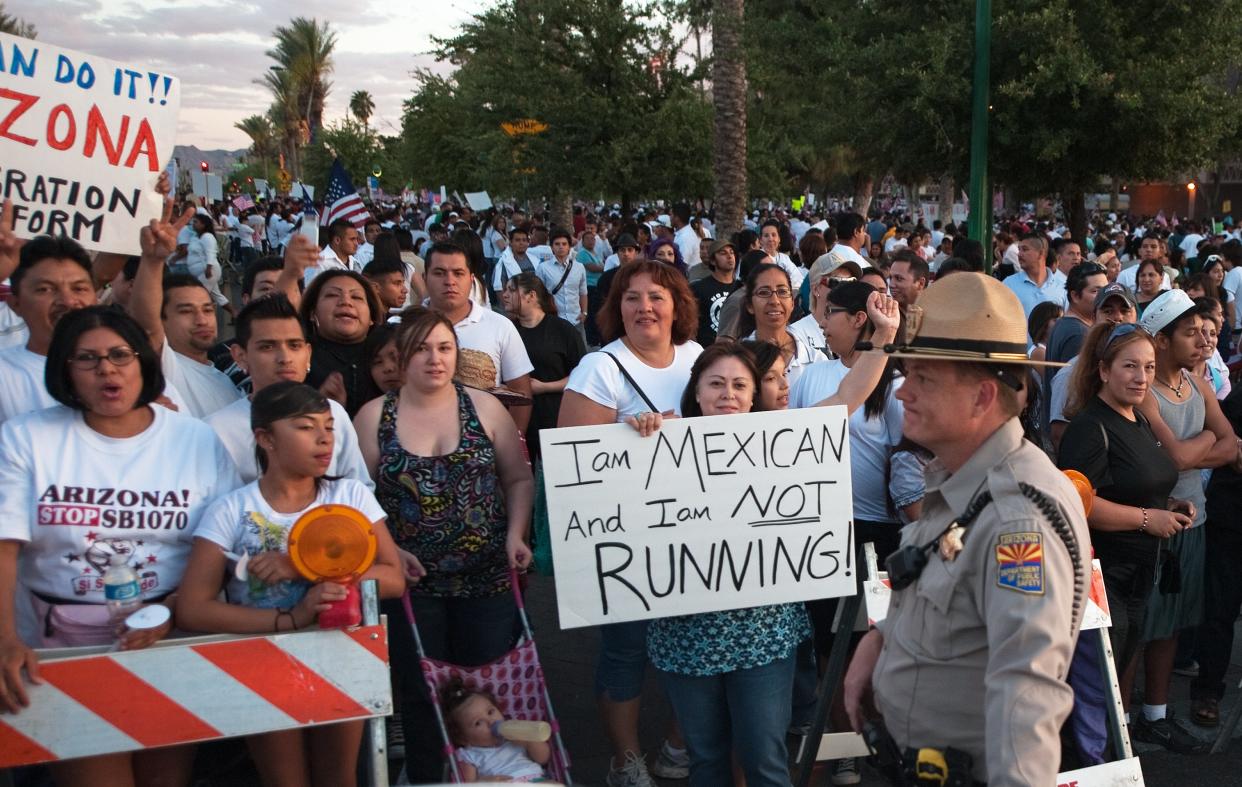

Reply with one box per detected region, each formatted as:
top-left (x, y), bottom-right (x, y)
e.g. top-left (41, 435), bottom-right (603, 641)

top-left (550, 259), bottom-right (574, 295)
top-left (603, 351), bottom-right (659, 413)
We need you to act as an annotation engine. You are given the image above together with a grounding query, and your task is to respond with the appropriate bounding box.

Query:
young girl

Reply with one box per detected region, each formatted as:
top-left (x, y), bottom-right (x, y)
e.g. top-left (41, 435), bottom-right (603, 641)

top-left (366, 324), bottom-right (402, 394)
top-left (442, 680), bottom-right (552, 782)
top-left (176, 381), bottom-right (406, 787)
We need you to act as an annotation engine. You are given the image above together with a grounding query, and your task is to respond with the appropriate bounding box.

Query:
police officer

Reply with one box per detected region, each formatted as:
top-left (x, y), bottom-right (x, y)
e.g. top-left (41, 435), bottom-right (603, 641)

top-left (844, 272), bottom-right (1090, 786)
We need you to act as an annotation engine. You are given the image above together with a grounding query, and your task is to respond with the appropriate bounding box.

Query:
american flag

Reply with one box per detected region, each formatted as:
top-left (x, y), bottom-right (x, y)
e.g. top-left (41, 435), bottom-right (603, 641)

top-left (231, 195), bottom-right (255, 212)
top-left (321, 159), bottom-right (370, 229)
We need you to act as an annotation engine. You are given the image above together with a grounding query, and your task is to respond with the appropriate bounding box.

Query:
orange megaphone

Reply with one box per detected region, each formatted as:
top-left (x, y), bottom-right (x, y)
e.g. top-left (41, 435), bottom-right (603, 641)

top-left (287, 504), bottom-right (377, 628)
top-left (1063, 470), bottom-right (1094, 518)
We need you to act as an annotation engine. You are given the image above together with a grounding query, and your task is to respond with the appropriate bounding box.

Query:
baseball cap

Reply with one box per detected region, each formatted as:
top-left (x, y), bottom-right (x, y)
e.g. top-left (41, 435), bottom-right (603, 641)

top-left (1093, 282), bottom-right (1136, 313)
top-left (1139, 289), bottom-right (1197, 335)
top-left (708, 238), bottom-right (736, 258)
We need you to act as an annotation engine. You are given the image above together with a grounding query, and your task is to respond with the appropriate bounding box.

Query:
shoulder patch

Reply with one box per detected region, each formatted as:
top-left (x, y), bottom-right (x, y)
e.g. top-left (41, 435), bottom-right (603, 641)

top-left (995, 531), bottom-right (1044, 595)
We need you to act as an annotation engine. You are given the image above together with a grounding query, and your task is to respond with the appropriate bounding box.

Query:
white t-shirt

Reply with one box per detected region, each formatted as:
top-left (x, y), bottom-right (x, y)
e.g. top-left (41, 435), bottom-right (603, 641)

top-left (456, 741), bottom-right (544, 781)
top-left (674, 224), bottom-right (702, 268)
top-left (830, 243), bottom-right (872, 271)
top-left (603, 252), bottom-right (621, 272)
top-left (453, 301), bottom-right (534, 386)
top-left (743, 329), bottom-right (827, 387)
top-left (788, 313), bottom-right (829, 356)
top-left (0, 345), bottom-right (50, 425)
top-left (565, 338), bottom-right (702, 420)
top-left (161, 341), bottom-right (242, 419)
top-left (789, 359), bottom-right (905, 522)
top-left (1225, 268), bottom-right (1242, 329)
top-left (303, 246), bottom-right (360, 287)
top-left (0, 405), bottom-right (241, 602)
top-left (770, 252), bottom-right (805, 290)
top-left (193, 477), bottom-right (383, 609)
top-left (0, 301), bottom-right (28, 352)
top-left (206, 397), bottom-right (372, 486)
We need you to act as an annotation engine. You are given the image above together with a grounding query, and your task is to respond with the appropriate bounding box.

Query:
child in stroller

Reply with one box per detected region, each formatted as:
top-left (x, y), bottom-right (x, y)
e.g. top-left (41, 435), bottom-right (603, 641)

top-left (443, 679), bottom-right (551, 782)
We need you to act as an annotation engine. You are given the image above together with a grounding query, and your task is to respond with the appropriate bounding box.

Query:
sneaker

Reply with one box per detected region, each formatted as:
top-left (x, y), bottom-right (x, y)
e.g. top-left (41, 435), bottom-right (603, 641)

top-left (1173, 659), bottom-right (1201, 678)
top-left (386, 713), bottom-right (405, 759)
top-left (607, 751), bottom-right (657, 787)
top-left (1131, 714), bottom-right (1209, 754)
top-left (831, 757), bottom-right (861, 785)
top-left (651, 739), bottom-right (690, 779)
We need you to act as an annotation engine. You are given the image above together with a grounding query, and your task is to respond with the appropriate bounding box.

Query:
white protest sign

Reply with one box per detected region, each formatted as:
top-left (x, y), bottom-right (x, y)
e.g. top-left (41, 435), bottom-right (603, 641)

top-left (206, 173), bottom-right (222, 202)
top-left (0, 33), bottom-right (179, 252)
top-left (465, 191), bottom-right (492, 211)
top-left (1056, 756), bottom-right (1143, 787)
top-left (541, 407), bottom-right (856, 629)
top-left (190, 170), bottom-right (208, 199)
top-left (253, 178), bottom-right (268, 198)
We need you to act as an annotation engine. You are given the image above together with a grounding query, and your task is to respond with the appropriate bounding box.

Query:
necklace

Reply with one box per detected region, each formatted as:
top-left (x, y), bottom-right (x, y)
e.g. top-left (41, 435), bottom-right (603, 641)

top-left (1156, 373), bottom-right (1186, 397)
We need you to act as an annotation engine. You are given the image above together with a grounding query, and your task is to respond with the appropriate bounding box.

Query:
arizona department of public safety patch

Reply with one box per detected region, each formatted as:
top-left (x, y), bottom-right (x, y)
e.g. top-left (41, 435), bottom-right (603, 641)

top-left (995, 532), bottom-right (1044, 595)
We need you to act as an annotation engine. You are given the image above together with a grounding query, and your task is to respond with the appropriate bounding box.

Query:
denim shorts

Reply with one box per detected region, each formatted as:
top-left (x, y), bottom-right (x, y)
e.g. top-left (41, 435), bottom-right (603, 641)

top-left (594, 618), bottom-right (649, 701)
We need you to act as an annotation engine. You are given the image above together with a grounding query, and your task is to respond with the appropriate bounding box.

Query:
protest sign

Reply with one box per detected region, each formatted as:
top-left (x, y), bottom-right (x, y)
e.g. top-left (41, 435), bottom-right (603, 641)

top-left (206, 173), bottom-right (222, 202)
top-left (465, 191), bottom-right (492, 211)
top-left (541, 407), bottom-right (856, 629)
top-left (0, 33), bottom-right (179, 253)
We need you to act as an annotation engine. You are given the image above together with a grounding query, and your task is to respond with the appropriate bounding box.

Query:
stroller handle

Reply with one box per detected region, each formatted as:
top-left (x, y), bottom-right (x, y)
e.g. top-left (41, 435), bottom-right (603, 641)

top-left (400, 566), bottom-right (528, 629)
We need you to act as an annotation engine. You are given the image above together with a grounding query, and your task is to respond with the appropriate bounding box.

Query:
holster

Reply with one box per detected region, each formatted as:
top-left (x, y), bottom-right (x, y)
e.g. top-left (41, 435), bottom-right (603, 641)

top-left (863, 720), bottom-right (976, 787)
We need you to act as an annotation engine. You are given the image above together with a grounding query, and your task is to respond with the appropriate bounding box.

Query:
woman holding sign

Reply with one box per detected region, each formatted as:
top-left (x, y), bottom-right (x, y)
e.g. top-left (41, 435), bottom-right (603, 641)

top-left (625, 290), bottom-right (899, 787)
top-left (558, 259), bottom-right (702, 785)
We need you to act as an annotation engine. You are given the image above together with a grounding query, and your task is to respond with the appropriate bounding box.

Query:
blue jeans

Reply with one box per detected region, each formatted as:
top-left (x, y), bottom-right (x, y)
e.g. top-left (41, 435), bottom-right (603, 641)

top-left (595, 618), bottom-right (649, 701)
top-left (659, 655), bottom-right (795, 787)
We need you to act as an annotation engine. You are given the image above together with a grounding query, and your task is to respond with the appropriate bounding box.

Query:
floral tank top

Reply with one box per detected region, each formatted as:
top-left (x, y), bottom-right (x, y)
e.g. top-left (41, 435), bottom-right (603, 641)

top-left (376, 385), bottom-right (510, 598)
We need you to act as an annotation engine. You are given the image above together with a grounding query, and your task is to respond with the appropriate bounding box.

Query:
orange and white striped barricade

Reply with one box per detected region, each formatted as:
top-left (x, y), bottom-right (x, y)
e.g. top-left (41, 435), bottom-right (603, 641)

top-left (0, 581), bottom-right (391, 786)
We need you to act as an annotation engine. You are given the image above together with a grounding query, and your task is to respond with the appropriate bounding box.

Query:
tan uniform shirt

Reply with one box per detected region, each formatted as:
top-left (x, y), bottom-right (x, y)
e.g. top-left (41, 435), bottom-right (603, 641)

top-left (872, 418), bottom-right (1089, 786)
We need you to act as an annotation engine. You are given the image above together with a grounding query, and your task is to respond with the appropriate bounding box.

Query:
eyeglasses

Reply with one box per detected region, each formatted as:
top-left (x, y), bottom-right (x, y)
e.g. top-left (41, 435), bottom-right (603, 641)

top-left (752, 286), bottom-right (794, 300)
top-left (68, 347), bottom-right (139, 370)
top-left (824, 306), bottom-right (853, 317)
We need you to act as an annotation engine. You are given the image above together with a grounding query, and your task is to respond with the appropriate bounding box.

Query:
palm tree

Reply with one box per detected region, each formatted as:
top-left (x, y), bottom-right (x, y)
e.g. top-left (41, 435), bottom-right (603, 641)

top-left (349, 90), bottom-right (375, 132)
top-left (712, 0), bottom-right (747, 241)
top-left (0, 3), bottom-right (36, 38)
top-left (235, 115), bottom-right (278, 180)
top-left (264, 18), bottom-right (336, 142)
top-left (259, 67), bottom-right (304, 178)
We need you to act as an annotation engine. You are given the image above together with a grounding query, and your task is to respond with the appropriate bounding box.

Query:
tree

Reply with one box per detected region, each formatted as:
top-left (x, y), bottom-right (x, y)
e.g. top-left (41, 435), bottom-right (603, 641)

top-left (260, 17), bottom-right (337, 178)
top-left (0, 4), bottom-right (35, 38)
top-left (711, 0), bottom-right (747, 239)
top-left (234, 115), bottom-right (278, 180)
top-left (400, 0), bottom-right (708, 218)
top-left (350, 90), bottom-right (375, 131)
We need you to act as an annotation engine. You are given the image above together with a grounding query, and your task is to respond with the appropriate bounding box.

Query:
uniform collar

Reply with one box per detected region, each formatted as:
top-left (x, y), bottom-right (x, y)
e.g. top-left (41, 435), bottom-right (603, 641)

top-left (925, 418), bottom-right (1024, 515)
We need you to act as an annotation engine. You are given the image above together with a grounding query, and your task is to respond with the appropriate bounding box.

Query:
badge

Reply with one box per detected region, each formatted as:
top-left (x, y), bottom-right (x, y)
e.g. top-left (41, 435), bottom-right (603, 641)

top-left (995, 532), bottom-right (1044, 595)
top-left (938, 524), bottom-right (964, 561)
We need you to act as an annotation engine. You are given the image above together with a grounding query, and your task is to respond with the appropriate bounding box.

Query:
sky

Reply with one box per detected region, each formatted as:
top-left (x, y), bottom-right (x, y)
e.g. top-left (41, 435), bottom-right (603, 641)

top-left (9, 0), bottom-right (478, 150)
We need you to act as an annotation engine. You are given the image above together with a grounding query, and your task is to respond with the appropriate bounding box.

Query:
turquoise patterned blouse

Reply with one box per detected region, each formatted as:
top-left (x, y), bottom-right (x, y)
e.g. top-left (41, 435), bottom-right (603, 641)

top-left (647, 602), bottom-right (811, 676)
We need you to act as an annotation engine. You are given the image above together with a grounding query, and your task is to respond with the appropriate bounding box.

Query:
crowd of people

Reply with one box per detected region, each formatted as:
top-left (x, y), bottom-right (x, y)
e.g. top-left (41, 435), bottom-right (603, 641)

top-left (0, 179), bottom-right (1241, 787)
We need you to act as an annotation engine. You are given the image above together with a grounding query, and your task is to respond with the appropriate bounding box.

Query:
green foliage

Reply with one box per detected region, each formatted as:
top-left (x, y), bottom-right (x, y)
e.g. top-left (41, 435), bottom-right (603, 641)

top-left (302, 119), bottom-right (402, 195)
top-left (398, 0), bottom-right (712, 206)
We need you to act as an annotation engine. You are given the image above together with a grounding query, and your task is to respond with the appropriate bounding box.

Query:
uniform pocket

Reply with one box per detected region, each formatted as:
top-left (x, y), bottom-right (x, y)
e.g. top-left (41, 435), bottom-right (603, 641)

top-left (911, 557), bottom-right (973, 659)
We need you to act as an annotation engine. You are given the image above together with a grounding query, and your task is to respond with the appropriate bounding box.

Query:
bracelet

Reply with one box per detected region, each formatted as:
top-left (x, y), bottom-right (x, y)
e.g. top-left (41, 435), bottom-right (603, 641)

top-left (275, 607), bottom-right (296, 633)
top-left (1140, 507), bottom-right (1149, 534)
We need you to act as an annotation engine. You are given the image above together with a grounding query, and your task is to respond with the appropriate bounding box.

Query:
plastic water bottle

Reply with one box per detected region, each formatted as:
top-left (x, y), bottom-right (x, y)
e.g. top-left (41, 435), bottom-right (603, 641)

top-left (103, 553), bottom-right (142, 631)
top-left (492, 719), bottom-right (551, 743)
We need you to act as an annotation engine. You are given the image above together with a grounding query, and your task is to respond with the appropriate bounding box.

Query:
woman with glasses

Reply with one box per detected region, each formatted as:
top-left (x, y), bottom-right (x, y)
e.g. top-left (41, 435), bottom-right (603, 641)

top-left (0, 306), bottom-right (240, 786)
top-left (1058, 321), bottom-right (1191, 710)
top-left (737, 263), bottom-right (826, 386)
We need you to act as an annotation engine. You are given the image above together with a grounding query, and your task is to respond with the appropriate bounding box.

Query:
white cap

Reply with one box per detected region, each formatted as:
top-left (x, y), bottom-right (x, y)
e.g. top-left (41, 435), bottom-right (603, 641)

top-left (1139, 289), bottom-right (1196, 335)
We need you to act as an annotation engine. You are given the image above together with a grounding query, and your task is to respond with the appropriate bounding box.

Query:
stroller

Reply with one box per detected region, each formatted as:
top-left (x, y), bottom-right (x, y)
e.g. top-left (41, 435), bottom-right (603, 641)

top-left (401, 569), bottom-right (573, 784)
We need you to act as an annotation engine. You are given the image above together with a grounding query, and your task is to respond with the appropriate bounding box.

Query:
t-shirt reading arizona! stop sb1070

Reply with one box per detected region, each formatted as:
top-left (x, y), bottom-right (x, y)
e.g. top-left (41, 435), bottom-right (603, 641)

top-left (0, 405), bottom-right (241, 602)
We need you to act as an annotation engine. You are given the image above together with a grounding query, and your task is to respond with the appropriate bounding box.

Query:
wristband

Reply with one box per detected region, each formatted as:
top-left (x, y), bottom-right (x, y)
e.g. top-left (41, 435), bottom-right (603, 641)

top-left (1140, 507), bottom-right (1149, 534)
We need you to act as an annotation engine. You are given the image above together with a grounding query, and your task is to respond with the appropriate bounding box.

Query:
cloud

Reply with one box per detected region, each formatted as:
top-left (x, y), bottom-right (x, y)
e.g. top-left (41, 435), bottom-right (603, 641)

top-left (9, 0), bottom-right (471, 148)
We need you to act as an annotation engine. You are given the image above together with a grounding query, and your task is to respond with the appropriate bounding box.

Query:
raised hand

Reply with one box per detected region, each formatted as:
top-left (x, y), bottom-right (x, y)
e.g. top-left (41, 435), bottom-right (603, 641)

top-left (140, 199), bottom-right (193, 261)
top-left (866, 290), bottom-right (901, 342)
top-left (0, 199), bottom-right (25, 282)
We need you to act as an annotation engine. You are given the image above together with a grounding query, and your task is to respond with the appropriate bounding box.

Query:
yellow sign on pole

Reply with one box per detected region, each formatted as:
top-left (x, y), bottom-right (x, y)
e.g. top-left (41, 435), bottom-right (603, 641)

top-left (501, 119), bottom-right (549, 137)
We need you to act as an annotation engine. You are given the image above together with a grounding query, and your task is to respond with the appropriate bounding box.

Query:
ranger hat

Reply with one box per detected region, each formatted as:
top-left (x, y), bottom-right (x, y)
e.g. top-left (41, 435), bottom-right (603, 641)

top-left (872, 272), bottom-right (1066, 366)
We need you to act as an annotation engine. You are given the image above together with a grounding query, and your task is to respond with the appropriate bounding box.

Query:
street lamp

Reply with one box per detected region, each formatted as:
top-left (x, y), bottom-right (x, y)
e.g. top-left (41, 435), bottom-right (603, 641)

top-left (967, 0), bottom-right (993, 272)
top-left (1187, 182), bottom-right (1197, 219)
